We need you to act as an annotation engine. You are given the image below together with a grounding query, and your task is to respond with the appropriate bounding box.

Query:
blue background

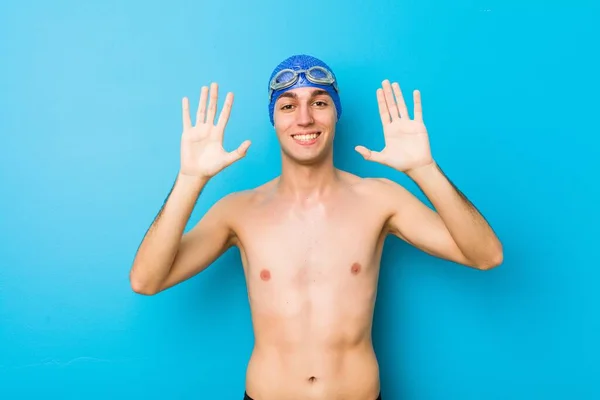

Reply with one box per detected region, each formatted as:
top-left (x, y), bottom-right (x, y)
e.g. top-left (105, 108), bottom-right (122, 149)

top-left (1, 0), bottom-right (599, 398)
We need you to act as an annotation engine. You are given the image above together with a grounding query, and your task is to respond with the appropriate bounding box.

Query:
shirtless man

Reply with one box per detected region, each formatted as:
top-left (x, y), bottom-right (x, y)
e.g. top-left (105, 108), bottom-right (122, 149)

top-left (129, 54), bottom-right (503, 400)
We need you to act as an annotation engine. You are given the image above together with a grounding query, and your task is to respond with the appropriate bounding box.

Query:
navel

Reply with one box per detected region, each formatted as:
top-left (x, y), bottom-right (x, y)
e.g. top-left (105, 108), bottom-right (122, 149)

top-left (350, 262), bottom-right (361, 275)
top-left (260, 269), bottom-right (271, 281)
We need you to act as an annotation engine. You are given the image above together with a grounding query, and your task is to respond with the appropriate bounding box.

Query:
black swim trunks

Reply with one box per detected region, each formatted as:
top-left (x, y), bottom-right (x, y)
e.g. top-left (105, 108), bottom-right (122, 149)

top-left (243, 392), bottom-right (382, 399)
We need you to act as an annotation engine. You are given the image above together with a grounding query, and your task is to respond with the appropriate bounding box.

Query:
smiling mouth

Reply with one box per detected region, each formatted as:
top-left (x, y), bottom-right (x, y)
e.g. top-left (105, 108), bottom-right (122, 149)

top-left (291, 132), bottom-right (321, 143)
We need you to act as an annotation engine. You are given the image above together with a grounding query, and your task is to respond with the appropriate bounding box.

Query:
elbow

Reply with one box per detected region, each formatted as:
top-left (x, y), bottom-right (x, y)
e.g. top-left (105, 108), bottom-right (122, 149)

top-left (475, 246), bottom-right (504, 271)
top-left (129, 270), bottom-right (160, 296)
top-left (476, 256), bottom-right (502, 271)
top-left (131, 282), bottom-right (158, 296)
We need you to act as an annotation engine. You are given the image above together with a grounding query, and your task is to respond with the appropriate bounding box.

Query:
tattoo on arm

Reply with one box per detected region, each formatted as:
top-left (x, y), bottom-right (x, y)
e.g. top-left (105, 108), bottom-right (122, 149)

top-left (153, 177), bottom-right (178, 224)
top-left (431, 164), bottom-right (490, 224)
top-left (136, 176), bottom-right (180, 253)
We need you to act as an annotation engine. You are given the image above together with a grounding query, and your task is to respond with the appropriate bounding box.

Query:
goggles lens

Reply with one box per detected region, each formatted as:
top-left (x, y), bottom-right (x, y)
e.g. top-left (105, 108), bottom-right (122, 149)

top-left (270, 66), bottom-right (337, 99)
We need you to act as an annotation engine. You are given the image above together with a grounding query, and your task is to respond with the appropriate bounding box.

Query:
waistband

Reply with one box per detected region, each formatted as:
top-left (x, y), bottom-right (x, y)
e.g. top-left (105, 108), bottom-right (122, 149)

top-left (244, 391), bottom-right (382, 399)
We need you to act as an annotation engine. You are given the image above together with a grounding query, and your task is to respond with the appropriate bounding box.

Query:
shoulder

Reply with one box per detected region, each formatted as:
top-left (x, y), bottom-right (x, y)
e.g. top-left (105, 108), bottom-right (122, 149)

top-left (333, 171), bottom-right (416, 220)
top-left (214, 177), bottom-right (279, 212)
top-left (367, 176), bottom-right (412, 197)
top-left (337, 170), bottom-right (411, 201)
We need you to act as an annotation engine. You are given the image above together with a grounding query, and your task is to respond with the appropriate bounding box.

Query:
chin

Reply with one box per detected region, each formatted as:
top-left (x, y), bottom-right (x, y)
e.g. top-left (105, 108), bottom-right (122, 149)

top-left (288, 153), bottom-right (328, 166)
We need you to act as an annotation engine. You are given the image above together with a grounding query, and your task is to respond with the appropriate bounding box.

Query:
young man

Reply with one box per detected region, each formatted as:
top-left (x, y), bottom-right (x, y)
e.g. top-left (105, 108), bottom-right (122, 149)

top-left (129, 54), bottom-right (503, 400)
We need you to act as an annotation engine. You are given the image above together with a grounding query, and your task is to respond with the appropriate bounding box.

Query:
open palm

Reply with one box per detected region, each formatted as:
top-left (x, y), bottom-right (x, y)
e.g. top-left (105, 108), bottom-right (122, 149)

top-left (180, 83), bottom-right (251, 179)
top-left (356, 80), bottom-right (434, 173)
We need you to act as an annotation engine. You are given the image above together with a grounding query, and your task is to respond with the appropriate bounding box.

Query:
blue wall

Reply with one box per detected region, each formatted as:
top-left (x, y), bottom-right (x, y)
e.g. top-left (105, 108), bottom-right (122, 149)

top-left (1, 0), bottom-right (598, 398)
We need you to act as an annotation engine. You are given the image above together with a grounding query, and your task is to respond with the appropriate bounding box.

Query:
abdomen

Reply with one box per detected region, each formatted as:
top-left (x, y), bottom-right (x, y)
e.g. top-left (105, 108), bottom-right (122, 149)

top-left (245, 339), bottom-right (380, 400)
top-left (245, 278), bottom-right (380, 399)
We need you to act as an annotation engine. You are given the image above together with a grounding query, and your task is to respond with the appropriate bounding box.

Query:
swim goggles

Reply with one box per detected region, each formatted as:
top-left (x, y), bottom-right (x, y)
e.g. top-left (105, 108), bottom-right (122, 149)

top-left (269, 66), bottom-right (339, 101)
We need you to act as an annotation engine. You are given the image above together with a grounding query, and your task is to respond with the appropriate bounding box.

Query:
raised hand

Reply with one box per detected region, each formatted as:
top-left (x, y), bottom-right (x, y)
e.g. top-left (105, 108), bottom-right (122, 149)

top-left (355, 80), bottom-right (434, 174)
top-left (180, 83), bottom-right (251, 179)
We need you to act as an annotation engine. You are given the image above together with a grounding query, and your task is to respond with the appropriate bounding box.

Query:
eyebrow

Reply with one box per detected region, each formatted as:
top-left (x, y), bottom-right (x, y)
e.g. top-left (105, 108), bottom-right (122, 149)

top-left (278, 89), bottom-right (330, 100)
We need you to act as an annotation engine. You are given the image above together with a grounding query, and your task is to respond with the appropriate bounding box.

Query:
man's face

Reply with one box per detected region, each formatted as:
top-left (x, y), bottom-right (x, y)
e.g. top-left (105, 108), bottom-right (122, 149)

top-left (272, 87), bottom-right (338, 165)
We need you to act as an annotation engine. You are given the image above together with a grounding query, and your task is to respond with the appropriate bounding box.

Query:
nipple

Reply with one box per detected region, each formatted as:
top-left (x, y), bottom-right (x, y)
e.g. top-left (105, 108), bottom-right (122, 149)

top-left (350, 262), bottom-right (361, 275)
top-left (260, 269), bottom-right (271, 281)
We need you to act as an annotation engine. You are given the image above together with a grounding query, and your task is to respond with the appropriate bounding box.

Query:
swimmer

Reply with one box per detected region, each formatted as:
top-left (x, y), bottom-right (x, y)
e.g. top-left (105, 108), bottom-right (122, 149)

top-left (130, 54), bottom-right (503, 400)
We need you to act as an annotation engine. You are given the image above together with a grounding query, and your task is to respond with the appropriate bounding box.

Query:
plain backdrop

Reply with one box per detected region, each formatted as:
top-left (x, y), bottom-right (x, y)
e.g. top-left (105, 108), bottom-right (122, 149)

top-left (1, 0), bottom-right (599, 398)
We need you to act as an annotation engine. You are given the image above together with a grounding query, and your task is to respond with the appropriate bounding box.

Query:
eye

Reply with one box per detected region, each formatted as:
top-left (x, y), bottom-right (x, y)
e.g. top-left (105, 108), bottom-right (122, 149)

top-left (313, 100), bottom-right (328, 107)
top-left (280, 104), bottom-right (294, 110)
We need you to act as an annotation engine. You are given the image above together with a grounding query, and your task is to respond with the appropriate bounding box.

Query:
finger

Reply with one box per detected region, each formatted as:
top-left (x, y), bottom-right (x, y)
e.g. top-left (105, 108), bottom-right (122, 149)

top-left (182, 97), bottom-right (192, 130)
top-left (376, 89), bottom-right (390, 125)
top-left (382, 80), bottom-right (400, 120)
top-left (216, 92), bottom-right (234, 131)
top-left (196, 86), bottom-right (209, 125)
top-left (392, 82), bottom-right (409, 119)
top-left (355, 145), bottom-right (383, 163)
top-left (226, 140), bottom-right (251, 165)
top-left (206, 82), bottom-right (219, 125)
top-left (413, 90), bottom-right (423, 122)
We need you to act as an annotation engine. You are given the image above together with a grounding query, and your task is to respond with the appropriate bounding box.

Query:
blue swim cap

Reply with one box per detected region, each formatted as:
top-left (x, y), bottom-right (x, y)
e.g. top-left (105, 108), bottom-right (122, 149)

top-left (268, 54), bottom-right (342, 125)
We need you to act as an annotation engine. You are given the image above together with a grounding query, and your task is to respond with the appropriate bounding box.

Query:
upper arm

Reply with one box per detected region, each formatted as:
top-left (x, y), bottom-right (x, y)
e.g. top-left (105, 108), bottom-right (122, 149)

top-left (378, 179), bottom-right (475, 267)
top-left (157, 193), bottom-right (240, 292)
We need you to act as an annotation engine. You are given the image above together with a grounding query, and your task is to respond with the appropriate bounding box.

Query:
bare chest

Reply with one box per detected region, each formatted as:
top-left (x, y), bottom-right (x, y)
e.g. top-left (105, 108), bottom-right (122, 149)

top-left (234, 201), bottom-right (388, 285)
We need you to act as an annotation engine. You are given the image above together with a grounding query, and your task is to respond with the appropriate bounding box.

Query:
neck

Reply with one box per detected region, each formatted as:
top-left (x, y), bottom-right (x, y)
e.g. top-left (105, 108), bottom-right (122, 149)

top-left (276, 152), bottom-right (339, 201)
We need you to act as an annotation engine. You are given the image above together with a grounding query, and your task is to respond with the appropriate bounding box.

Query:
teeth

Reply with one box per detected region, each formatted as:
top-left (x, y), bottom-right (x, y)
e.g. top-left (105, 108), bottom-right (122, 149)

top-left (293, 133), bottom-right (319, 141)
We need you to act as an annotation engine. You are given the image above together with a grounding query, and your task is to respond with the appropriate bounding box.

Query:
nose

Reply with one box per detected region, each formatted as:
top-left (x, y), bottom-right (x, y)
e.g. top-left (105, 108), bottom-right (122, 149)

top-left (296, 104), bottom-right (314, 126)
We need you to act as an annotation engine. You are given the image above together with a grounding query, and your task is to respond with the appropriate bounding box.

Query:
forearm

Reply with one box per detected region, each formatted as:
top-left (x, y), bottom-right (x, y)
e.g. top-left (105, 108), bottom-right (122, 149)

top-left (130, 173), bottom-right (208, 293)
top-left (406, 162), bottom-right (503, 267)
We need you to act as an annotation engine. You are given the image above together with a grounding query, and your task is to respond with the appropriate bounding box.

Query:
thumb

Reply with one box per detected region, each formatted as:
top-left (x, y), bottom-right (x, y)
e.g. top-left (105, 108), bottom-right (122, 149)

top-left (226, 139), bottom-right (251, 165)
top-left (355, 145), bottom-right (383, 163)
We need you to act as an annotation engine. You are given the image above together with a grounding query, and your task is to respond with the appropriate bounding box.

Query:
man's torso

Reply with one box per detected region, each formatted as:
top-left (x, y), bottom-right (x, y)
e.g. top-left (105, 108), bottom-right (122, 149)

top-left (228, 172), bottom-right (394, 400)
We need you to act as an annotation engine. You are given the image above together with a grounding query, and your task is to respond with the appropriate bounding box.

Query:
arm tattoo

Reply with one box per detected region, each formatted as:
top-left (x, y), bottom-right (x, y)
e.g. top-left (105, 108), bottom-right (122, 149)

top-left (433, 164), bottom-right (490, 224)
